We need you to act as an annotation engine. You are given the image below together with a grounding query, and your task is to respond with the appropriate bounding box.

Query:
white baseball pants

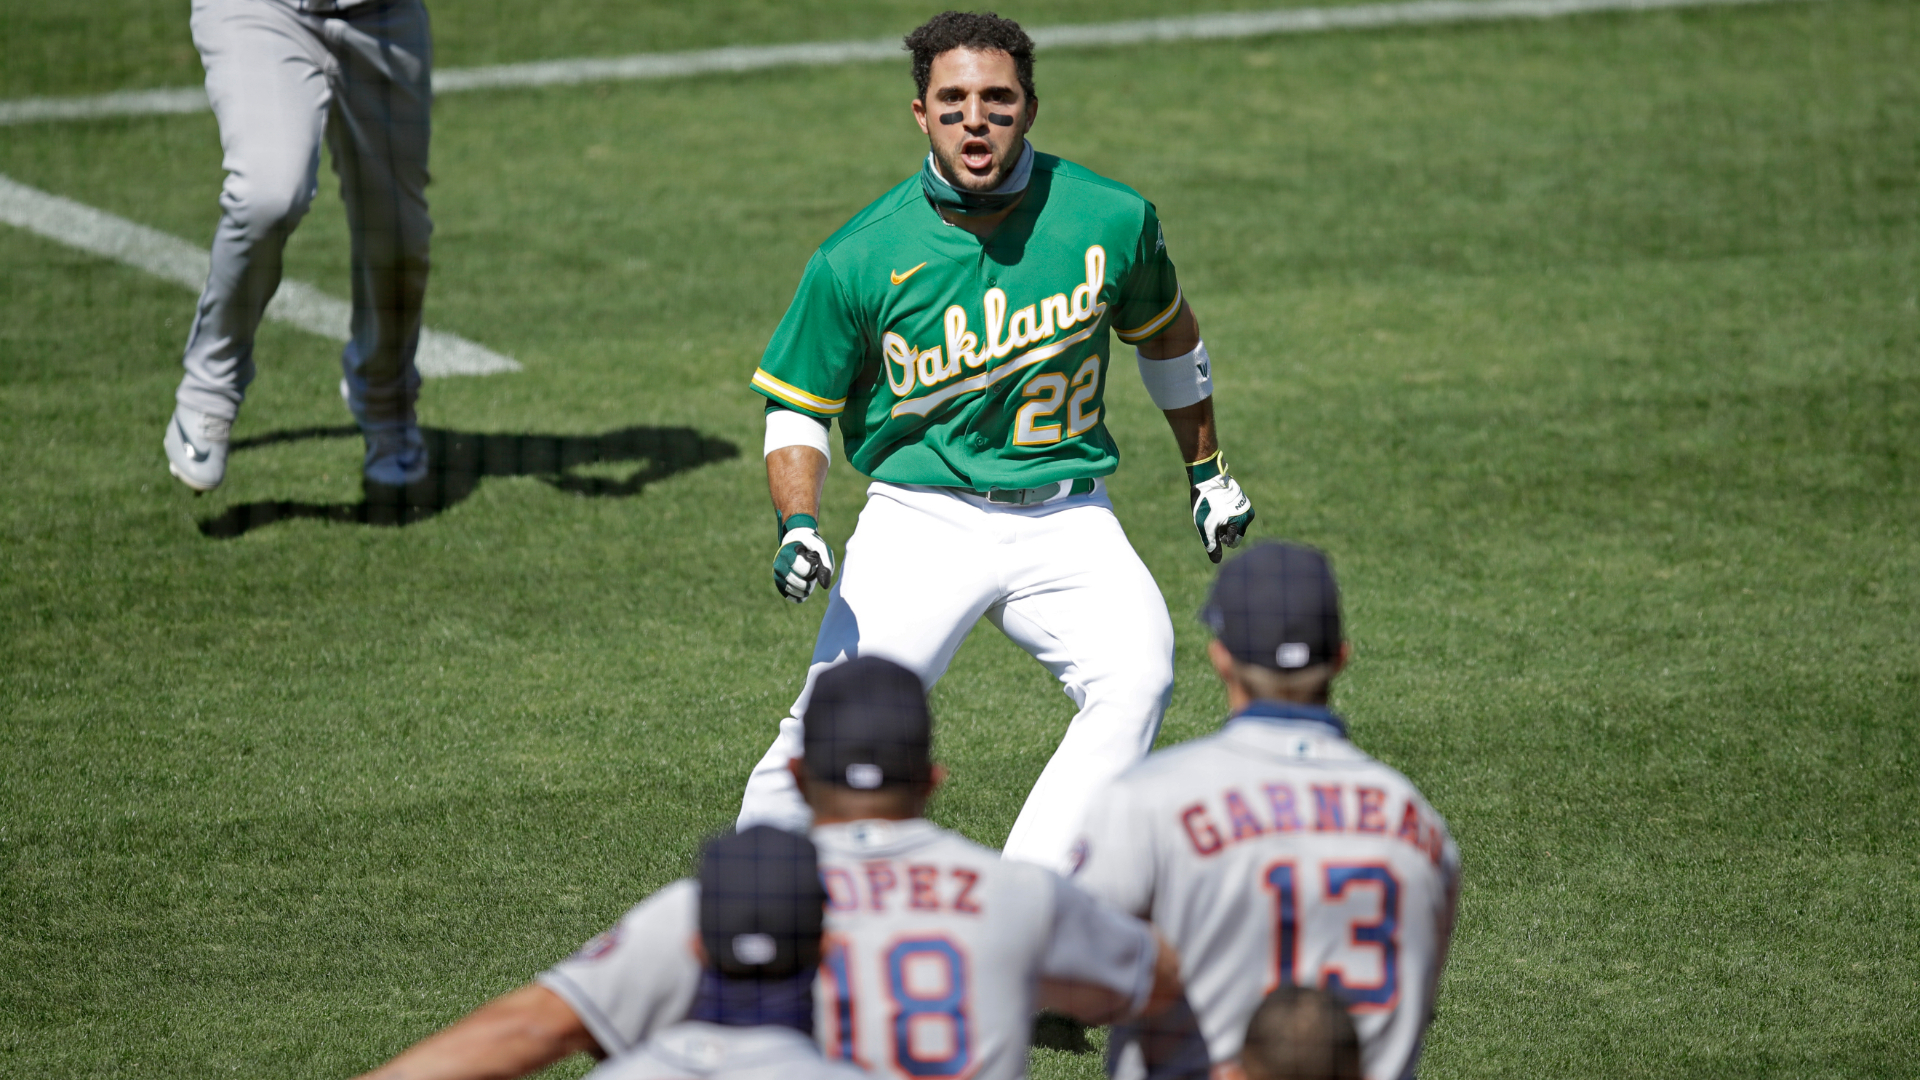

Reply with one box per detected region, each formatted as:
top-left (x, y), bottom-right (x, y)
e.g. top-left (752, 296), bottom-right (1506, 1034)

top-left (178, 0), bottom-right (431, 427)
top-left (737, 480), bottom-right (1176, 872)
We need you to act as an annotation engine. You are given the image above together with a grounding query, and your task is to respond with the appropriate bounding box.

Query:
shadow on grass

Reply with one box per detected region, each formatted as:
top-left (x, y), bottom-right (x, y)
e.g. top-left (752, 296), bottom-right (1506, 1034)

top-left (200, 424), bottom-right (739, 539)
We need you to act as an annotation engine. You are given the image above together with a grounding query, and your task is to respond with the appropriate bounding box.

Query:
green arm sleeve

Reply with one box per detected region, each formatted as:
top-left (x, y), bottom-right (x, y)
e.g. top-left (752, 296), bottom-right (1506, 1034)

top-left (750, 250), bottom-right (867, 418)
top-left (1112, 202), bottom-right (1184, 345)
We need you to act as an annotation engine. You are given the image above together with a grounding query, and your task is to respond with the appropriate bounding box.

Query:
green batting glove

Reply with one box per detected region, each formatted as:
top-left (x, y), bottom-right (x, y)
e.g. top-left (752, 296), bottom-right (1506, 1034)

top-left (1188, 452), bottom-right (1255, 564)
top-left (772, 512), bottom-right (835, 603)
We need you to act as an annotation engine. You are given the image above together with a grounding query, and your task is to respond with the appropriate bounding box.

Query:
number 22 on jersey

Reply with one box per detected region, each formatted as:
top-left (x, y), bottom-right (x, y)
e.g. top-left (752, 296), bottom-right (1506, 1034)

top-left (1263, 861), bottom-right (1401, 1011)
top-left (1014, 356), bottom-right (1102, 446)
top-left (823, 934), bottom-right (973, 1078)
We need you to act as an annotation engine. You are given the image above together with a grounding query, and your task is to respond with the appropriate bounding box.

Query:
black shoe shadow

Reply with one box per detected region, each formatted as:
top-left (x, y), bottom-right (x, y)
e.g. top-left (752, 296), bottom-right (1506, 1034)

top-left (199, 424), bottom-right (739, 539)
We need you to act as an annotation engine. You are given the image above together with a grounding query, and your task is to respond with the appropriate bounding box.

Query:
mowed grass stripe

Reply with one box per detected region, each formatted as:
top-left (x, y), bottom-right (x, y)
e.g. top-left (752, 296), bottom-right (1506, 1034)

top-left (0, 0), bottom-right (1826, 125)
top-left (0, 173), bottom-right (519, 377)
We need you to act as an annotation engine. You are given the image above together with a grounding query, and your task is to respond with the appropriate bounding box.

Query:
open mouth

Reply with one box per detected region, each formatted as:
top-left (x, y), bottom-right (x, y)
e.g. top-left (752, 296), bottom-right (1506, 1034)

top-left (959, 137), bottom-right (996, 175)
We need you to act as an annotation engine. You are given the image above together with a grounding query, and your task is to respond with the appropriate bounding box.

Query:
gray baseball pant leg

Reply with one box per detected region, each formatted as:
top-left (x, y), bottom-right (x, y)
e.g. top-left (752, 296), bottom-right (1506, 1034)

top-left (177, 0), bottom-right (431, 431)
top-left (323, 0), bottom-right (432, 430)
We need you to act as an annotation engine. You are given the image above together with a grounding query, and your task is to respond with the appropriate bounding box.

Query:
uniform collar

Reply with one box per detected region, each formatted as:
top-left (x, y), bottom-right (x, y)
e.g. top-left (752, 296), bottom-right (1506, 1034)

top-left (686, 969), bottom-right (814, 1035)
top-left (1228, 699), bottom-right (1348, 739)
top-left (652, 1021), bottom-right (823, 1072)
top-left (810, 817), bottom-right (943, 858)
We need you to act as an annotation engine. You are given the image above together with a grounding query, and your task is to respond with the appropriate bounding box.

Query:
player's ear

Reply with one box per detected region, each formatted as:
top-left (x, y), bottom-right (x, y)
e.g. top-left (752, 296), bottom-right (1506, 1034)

top-left (1333, 640), bottom-right (1352, 675)
top-left (1207, 638), bottom-right (1237, 683)
top-left (928, 763), bottom-right (949, 795)
top-left (787, 757), bottom-right (810, 801)
top-left (912, 96), bottom-right (931, 136)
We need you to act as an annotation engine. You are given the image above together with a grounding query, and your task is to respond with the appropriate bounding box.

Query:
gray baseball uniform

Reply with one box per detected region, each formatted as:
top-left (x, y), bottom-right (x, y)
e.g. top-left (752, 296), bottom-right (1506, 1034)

top-left (586, 1022), bottom-right (871, 1080)
top-left (539, 879), bottom-right (704, 1058)
top-left (540, 819), bottom-right (1160, 1080)
top-left (1073, 703), bottom-right (1460, 1080)
top-left (179, 0), bottom-right (430, 427)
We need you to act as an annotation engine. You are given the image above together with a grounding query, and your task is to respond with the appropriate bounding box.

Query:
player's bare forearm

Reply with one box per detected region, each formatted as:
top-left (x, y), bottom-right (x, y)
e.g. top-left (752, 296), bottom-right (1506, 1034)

top-left (1037, 978), bottom-right (1134, 1026)
top-left (1143, 930), bottom-right (1185, 1017)
top-left (766, 445), bottom-right (829, 521)
top-left (1161, 397), bottom-right (1218, 466)
top-left (1037, 933), bottom-right (1184, 1025)
top-left (351, 984), bottom-right (599, 1080)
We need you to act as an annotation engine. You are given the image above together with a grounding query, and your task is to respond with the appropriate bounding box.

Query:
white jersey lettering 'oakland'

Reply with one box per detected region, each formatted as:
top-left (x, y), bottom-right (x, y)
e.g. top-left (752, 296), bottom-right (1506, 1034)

top-left (1073, 705), bottom-right (1460, 1080)
top-left (540, 819), bottom-right (1159, 1080)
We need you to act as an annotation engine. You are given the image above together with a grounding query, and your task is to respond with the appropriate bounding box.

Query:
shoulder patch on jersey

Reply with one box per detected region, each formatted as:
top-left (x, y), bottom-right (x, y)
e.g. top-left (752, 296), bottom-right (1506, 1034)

top-left (574, 925), bottom-right (621, 962)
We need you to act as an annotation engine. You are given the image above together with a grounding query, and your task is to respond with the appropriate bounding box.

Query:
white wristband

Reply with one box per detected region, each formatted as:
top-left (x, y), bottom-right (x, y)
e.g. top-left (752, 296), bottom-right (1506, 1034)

top-left (764, 407), bottom-right (831, 461)
top-left (1136, 339), bottom-right (1214, 410)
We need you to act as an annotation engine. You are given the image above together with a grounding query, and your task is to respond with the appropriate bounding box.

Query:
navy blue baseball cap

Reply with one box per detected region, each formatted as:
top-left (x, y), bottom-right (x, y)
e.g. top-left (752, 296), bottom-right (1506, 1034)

top-left (1204, 542), bottom-right (1343, 672)
top-left (803, 656), bottom-right (933, 789)
top-left (699, 826), bottom-right (827, 979)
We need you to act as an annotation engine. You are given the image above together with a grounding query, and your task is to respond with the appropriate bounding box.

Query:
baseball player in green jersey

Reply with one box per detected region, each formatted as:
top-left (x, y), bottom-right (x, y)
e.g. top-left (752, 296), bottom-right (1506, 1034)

top-left (740, 11), bottom-right (1255, 872)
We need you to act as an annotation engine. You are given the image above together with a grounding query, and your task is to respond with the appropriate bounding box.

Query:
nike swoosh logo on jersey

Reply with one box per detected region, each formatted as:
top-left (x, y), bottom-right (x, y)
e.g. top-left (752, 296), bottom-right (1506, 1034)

top-left (175, 417), bottom-right (210, 463)
top-left (890, 262), bottom-right (928, 286)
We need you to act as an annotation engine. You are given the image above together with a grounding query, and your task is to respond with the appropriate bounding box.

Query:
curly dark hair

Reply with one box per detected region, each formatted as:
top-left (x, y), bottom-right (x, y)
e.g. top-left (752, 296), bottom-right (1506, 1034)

top-left (903, 11), bottom-right (1037, 105)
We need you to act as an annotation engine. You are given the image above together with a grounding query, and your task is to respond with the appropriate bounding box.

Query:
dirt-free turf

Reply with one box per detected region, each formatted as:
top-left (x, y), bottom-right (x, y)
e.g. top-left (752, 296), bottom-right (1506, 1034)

top-left (2, 1), bottom-right (1915, 1077)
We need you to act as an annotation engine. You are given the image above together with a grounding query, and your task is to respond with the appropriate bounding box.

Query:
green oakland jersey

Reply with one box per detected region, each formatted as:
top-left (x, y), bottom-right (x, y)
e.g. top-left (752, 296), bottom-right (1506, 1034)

top-left (751, 152), bottom-right (1183, 490)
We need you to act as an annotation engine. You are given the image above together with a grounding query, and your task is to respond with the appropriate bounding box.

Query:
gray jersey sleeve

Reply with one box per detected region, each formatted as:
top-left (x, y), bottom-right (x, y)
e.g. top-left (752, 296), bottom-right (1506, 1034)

top-left (1071, 779), bottom-right (1156, 918)
top-left (1037, 871), bottom-right (1160, 1014)
top-left (536, 879), bottom-right (703, 1057)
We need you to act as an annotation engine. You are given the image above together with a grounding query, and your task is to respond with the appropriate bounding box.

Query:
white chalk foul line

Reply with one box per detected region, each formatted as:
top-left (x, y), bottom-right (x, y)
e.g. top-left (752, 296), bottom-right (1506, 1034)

top-left (0, 0), bottom-right (1822, 125)
top-left (0, 173), bottom-right (520, 377)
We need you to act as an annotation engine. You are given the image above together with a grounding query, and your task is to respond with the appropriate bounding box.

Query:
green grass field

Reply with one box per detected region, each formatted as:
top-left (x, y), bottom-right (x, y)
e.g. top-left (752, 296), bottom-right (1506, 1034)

top-left (2, 1), bottom-right (1916, 1076)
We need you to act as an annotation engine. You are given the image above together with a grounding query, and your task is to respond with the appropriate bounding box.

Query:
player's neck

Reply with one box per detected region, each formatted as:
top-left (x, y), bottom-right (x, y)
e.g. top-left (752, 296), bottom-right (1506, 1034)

top-left (808, 791), bottom-right (926, 824)
top-left (1225, 684), bottom-right (1332, 714)
top-left (811, 811), bottom-right (922, 826)
top-left (939, 199), bottom-right (1020, 239)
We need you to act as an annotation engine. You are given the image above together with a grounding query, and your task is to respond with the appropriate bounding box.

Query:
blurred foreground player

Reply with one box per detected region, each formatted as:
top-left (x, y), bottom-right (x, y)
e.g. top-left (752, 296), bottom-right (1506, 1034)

top-left (741, 10), bottom-right (1255, 872)
top-left (351, 828), bottom-right (851, 1080)
top-left (780, 656), bottom-right (1183, 1073)
top-left (351, 657), bottom-right (1179, 1080)
top-left (1241, 987), bottom-right (1362, 1080)
top-left (1073, 544), bottom-right (1460, 1080)
top-left (164, 0), bottom-right (432, 492)
top-left (548, 657), bottom-right (1183, 1079)
top-left (586, 828), bottom-right (869, 1080)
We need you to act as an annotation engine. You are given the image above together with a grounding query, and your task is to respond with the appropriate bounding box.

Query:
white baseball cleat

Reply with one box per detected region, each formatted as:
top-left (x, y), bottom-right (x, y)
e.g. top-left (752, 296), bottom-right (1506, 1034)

top-left (162, 404), bottom-right (232, 492)
top-left (363, 424), bottom-right (428, 487)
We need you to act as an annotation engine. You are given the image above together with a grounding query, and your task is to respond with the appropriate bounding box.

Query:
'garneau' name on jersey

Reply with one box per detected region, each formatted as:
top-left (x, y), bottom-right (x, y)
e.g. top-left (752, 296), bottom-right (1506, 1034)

top-left (1179, 781), bottom-right (1449, 864)
top-left (824, 861), bottom-right (984, 915)
top-left (882, 246), bottom-right (1108, 404)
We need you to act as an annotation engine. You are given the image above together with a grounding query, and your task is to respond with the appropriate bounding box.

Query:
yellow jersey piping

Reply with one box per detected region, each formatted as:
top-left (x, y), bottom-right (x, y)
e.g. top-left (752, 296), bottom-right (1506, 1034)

top-left (752, 369), bottom-right (847, 416)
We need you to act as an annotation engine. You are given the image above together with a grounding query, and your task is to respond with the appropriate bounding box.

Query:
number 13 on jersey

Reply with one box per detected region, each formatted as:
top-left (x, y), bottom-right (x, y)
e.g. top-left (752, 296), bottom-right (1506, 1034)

top-left (824, 935), bottom-right (974, 1078)
top-left (1263, 861), bottom-right (1401, 1011)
